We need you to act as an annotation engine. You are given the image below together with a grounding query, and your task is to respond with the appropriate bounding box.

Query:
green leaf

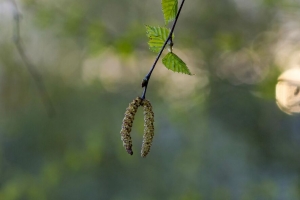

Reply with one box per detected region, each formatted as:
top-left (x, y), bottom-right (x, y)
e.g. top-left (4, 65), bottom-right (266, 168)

top-left (145, 25), bottom-right (171, 53)
top-left (162, 0), bottom-right (178, 24)
top-left (162, 52), bottom-right (192, 75)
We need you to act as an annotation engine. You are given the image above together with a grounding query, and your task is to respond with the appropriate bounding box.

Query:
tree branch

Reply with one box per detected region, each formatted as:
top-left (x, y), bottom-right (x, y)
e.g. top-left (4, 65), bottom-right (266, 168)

top-left (10, 0), bottom-right (56, 117)
top-left (141, 0), bottom-right (186, 99)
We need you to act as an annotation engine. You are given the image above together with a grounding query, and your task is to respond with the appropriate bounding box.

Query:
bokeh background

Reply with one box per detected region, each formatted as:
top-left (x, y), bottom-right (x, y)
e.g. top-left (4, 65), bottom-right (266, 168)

top-left (1, 0), bottom-right (300, 199)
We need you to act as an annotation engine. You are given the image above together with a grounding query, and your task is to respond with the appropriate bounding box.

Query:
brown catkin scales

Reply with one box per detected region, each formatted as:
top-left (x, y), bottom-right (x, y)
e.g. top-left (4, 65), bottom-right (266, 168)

top-left (120, 97), bottom-right (142, 155)
top-left (120, 97), bottom-right (155, 157)
top-left (141, 99), bottom-right (155, 157)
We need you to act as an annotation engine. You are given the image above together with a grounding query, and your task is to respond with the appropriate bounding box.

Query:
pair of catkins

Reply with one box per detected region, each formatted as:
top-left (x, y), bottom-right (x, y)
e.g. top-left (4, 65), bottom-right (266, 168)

top-left (120, 97), bottom-right (154, 157)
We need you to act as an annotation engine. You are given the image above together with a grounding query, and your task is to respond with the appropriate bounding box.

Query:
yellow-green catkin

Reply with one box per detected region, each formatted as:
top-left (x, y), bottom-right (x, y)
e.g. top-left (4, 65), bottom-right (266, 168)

top-left (120, 97), bottom-right (142, 155)
top-left (141, 99), bottom-right (155, 157)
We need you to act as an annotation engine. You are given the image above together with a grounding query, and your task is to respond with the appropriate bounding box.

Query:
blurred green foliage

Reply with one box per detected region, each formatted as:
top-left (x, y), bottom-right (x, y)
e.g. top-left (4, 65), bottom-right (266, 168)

top-left (1, 0), bottom-right (300, 199)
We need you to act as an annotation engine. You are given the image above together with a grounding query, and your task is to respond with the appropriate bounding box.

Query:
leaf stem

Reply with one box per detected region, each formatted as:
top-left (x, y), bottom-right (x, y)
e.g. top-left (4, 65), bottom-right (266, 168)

top-left (141, 0), bottom-right (186, 99)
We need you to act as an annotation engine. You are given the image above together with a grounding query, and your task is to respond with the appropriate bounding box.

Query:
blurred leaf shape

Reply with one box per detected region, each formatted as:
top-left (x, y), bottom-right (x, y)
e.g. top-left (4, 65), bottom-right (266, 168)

top-left (162, 52), bottom-right (192, 75)
top-left (276, 68), bottom-right (300, 115)
top-left (254, 66), bottom-right (280, 99)
top-left (146, 25), bottom-right (171, 53)
top-left (162, 0), bottom-right (178, 24)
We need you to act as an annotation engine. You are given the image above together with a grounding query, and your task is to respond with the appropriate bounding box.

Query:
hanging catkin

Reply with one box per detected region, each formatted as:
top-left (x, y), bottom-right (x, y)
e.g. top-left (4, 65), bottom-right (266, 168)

top-left (141, 99), bottom-right (155, 157)
top-left (120, 97), bottom-right (142, 155)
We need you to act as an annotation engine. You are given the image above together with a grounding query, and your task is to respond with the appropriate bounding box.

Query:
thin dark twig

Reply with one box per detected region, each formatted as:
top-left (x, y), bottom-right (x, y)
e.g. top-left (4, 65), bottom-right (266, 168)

top-left (10, 0), bottom-right (55, 117)
top-left (141, 0), bottom-right (186, 99)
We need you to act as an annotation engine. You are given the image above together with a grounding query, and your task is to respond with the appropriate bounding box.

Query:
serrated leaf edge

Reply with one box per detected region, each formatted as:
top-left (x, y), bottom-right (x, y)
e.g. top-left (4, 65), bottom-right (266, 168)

top-left (162, 52), bottom-right (192, 75)
top-left (162, 0), bottom-right (178, 24)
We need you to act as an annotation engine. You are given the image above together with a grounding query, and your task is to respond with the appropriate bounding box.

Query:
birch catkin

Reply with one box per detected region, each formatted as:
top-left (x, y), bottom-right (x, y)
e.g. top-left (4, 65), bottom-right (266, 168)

top-left (120, 97), bottom-right (155, 157)
top-left (141, 99), bottom-right (155, 157)
top-left (120, 97), bottom-right (142, 155)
